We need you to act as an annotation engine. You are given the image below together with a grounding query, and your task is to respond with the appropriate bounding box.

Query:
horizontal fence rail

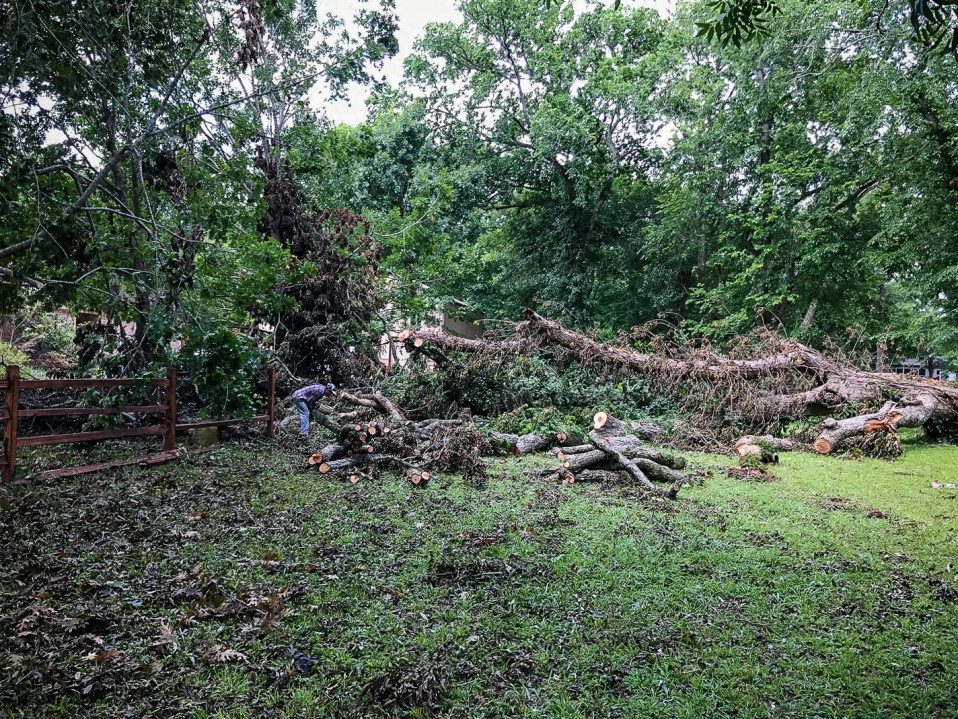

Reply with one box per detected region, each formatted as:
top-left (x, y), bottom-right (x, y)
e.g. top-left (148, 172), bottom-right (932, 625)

top-left (17, 425), bottom-right (166, 448)
top-left (19, 405), bottom-right (166, 418)
top-left (1, 365), bottom-right (275, 482)
top-left (20, 378), bottom-right (169, 389)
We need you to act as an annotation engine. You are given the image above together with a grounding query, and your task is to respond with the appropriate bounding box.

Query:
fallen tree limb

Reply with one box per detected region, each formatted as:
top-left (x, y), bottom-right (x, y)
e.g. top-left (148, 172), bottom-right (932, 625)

top-left (402, 310), bottom-right (958, 458)
top-left (38, 448), bottom-right (186, 480)
top-left (337, 391), bottom-right (407, 422)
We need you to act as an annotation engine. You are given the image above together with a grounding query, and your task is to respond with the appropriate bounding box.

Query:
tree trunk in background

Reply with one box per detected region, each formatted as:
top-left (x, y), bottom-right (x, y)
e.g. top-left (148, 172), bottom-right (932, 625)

top-left (403, 309), bottom-right (958, 458)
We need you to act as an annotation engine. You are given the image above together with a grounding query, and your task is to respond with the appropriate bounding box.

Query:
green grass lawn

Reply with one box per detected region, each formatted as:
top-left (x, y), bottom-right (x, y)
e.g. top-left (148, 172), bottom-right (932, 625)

top-left (2, 438), bottom-right (958, 718)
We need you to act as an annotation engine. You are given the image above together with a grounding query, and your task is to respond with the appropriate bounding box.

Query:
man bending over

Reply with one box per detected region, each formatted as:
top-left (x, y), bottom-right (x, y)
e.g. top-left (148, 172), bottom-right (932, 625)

top-left (292, 383), bottom-right (336, 436)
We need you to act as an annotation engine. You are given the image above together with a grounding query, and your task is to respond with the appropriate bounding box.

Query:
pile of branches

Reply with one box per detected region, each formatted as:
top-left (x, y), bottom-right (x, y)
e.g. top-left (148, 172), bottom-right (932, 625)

top-left (533, 413), bottom-right (687, 498)
top-left (401, 309), bottom-right (958, 459)
top-left (297, 391), bottom-right (691, 495)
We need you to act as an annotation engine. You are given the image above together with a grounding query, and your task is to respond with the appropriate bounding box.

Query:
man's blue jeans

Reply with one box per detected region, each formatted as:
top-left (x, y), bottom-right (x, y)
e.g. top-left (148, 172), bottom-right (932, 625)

top-left (294, 398), bottom-right (311, 436)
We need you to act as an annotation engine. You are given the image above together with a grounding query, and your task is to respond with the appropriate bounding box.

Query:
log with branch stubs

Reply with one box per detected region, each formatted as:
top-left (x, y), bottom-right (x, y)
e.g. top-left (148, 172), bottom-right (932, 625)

top-left (534, 413), bottom-right (688, 499)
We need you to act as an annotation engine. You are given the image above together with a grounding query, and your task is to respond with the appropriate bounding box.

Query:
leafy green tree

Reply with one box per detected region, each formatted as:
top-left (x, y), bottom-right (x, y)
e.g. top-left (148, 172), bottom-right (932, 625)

top-left (1, 0), bottom-right (397, 375)
top-left (403, 0), bottom-right (668, 323)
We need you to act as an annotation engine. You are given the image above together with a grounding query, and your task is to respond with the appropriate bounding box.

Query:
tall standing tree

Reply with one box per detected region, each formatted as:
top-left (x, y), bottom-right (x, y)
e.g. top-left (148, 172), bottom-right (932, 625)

top-left (405, 0), bottom-right (668, 324)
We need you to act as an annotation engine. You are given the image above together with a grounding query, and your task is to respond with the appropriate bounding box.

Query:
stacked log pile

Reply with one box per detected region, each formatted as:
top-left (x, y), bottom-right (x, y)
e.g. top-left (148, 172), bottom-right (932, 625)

top-left (535, 413), bottom-right (688, 498)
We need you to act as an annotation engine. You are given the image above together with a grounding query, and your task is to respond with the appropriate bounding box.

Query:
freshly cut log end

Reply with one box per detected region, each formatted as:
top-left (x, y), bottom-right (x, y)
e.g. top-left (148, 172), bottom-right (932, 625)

top-left (317, 462), bottom-right (331, 474)
top-left (308, 452), bottom-right (324, 466)
top-left (348, 474), bottom-right (361, 484)
top-left (556, 431), bottom-right (568, 443)
top-left (593, 412), bottom-right (608, 430)
top-left (813, 438), bottom-right (832, 455)
top-left (408, 468), bottom-right (430, 487)
top-left (367, 424), bottom-right (378, 436)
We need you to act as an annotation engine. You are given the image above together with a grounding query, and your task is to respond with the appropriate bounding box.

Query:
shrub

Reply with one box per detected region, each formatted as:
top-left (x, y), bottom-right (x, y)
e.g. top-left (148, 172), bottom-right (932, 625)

top-left (180, 328), bottom-right (266, 419)
top-left (0, 342), bottom-right (30, 368)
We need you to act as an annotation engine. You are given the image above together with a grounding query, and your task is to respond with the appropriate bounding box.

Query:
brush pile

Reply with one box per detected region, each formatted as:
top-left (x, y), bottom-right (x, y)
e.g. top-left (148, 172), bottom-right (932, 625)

top-left (302, 392), bottom-right (607, 489)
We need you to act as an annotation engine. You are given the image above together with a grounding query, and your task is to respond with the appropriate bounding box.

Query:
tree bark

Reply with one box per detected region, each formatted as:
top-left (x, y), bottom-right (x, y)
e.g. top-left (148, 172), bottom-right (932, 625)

top-left (402, 309), bottom-right (958, 457)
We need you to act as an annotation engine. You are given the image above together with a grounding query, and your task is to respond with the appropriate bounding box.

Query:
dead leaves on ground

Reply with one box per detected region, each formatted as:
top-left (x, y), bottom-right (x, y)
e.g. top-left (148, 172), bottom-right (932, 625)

top-left (172, 575), bottom-right (301, 636)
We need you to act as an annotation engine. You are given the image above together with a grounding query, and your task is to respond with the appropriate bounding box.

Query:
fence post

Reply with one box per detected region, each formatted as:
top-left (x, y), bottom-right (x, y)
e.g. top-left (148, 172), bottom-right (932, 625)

top-left (164, 367), bottom-right (177, 451)
top-left (3, 365), bottom-right (20, 483)
top-left (265, 365), bottom-right (276, 438)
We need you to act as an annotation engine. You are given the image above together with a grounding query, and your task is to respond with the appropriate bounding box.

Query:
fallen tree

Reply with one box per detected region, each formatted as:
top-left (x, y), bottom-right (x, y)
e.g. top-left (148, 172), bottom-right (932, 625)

top-left (401, 309), bottom-right (958, 458)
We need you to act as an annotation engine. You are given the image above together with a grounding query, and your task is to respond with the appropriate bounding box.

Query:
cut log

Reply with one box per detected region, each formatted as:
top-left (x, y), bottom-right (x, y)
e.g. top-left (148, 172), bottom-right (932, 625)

top-left (813, 401), bottom-right (905, 455)
top-left (556, 444), bottom-right (595, 456)
top-left (733, 436), bottom-right (788, 465)
top-left (736, 442), bottom-right (770, 465)
top-left (588, 430), bottom-right (656, 492)
top-left (408, 468), bottom-right (430, 487)
top-left (632, 456), bottom-right (685, 485)
top-left (574, 469), bottom-right (627, 483)
top-left (736, 435), bottom-right (796, 452)
top-left (319, 443), bottom-right (345, 461)
top-left (561, 449), bottom-right (608, 472)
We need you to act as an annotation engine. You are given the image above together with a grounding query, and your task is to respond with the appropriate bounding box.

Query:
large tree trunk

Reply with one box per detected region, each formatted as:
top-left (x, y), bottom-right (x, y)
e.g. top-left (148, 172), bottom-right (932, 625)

top-left (402, 309), bottom-right (958, 458)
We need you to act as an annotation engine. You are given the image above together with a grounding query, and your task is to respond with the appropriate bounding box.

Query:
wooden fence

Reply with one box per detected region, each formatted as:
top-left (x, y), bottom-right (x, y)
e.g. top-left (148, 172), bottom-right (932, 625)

top-left (1, 365), bottom-right (276, 482)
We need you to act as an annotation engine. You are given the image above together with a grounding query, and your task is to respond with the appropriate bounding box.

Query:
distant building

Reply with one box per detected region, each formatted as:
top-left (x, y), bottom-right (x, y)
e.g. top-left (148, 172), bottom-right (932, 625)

top-left (890, 357), bottom-right (956, 381)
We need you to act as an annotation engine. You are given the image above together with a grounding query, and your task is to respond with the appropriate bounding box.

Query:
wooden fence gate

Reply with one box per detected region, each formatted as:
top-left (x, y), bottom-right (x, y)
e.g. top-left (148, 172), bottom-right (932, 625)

top-left (1, 365), bottom-right (275, 482)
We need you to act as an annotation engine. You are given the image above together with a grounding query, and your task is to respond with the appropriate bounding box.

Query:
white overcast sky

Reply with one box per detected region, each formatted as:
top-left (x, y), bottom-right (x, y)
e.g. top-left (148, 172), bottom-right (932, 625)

top-left (321, 0), bottom-right (676, 125)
